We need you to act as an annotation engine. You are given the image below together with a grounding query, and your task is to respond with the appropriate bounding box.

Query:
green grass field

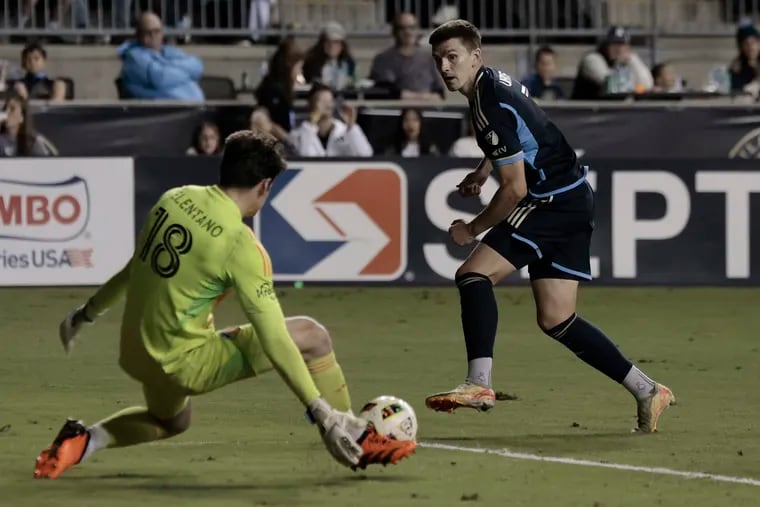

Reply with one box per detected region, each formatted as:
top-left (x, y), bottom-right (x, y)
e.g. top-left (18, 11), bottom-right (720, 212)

top-left (1, 286), bottom-right (759, 506)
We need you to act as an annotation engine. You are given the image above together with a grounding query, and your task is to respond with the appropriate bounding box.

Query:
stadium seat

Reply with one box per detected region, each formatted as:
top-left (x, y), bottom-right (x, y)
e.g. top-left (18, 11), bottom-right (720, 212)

top-left (38, 134), bottom-right (59, 155)
top-left (199, 75), bottom-right (237, 100)
top-left (114, 77), bottom-right (132, 99)
top-left (59, 77), bottom-right (75, 100)
top-left (555, 77), bottom-right (576, 99)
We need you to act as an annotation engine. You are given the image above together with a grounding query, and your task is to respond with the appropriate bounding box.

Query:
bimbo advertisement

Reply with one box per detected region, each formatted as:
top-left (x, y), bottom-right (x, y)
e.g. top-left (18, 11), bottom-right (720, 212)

top-left (0, 158), bottom-right (135, 286)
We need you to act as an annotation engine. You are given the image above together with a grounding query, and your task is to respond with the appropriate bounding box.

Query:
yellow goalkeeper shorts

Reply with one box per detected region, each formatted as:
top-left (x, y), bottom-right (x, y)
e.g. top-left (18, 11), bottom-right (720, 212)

top-left (121, 325), bottom-right (274, 420)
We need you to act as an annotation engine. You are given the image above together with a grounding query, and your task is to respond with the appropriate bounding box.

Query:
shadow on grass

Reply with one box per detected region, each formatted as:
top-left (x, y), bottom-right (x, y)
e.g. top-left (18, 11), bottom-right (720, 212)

top-left (59, 471), bottom-right (419, 495)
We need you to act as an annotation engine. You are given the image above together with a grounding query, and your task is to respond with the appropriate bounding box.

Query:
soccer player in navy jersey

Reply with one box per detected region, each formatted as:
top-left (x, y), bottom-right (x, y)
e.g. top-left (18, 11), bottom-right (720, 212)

top-left (424, 20), bottom-right (674, 433)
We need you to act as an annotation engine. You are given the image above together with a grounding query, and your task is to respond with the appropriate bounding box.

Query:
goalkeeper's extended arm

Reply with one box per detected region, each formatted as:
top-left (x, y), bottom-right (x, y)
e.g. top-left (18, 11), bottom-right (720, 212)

top-left (60, 260), bottom-right (131, 353)
top-left (83, 259), bottom-right (132, 320)
top-left (228, 232), bottom-right (363, 467)
top-left (237, 293), bottom-right (363, 468)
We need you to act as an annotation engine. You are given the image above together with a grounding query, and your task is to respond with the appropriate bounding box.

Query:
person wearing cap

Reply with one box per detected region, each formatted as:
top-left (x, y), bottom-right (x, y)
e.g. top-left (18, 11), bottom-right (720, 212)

top-left (303, 21), bottom-right (356, 91)
top-left (729, 23), bottom-right (760, 95)
top-left (571, 25), bottom-right (653, 100)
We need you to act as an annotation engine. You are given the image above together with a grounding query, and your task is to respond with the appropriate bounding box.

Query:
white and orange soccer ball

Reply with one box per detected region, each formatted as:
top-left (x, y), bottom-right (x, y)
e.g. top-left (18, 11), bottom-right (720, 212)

top-left (358, 395), bottom-right (418, 442)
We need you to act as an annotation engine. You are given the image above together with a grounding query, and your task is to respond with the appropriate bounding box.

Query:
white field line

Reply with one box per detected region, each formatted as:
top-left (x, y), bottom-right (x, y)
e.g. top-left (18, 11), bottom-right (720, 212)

top-left (149, 439), bottom-right (760, 487)
top-left (419, 441), bottom-right (760, 487)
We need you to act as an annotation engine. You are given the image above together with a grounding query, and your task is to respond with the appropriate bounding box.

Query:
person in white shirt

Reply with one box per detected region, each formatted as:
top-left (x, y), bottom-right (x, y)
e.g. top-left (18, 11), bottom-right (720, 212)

top-left (387, 107), bottom-right (439, 157)
top-left (290, 84), bottom-right (373, 157)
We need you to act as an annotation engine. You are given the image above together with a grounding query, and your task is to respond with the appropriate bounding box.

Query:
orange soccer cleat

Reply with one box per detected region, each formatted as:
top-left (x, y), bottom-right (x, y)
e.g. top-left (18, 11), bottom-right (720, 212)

top-left (353, 426), bottom-right (417, 470)
top-left (33, 419), bottom-right (89, 479)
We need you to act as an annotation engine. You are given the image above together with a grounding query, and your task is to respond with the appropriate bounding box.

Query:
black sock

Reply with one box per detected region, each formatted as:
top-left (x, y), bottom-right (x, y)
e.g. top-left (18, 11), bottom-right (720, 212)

top-left (546, 313), bottom-right (632, 383)
top-left (456, 272), bottom-right (498, 361)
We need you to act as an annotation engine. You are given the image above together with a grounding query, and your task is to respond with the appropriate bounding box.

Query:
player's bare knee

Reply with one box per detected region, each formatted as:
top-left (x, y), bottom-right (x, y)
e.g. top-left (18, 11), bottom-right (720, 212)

top-left (157, 402), bottom-right (192, 436)
top-left (288, 316), bottom-right (332, 361)
top-left (537, 310), bottom-right (575, 335)
top-left (456, 243), bottom-right (515, 284)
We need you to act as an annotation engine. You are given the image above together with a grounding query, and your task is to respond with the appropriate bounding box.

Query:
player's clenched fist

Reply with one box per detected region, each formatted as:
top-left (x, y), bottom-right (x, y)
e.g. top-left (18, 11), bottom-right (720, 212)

top-left (456, 170), bottom-right (488, 197)
top-left (308, 398), bottom-right (363, 467)
top-left (449, 219), bottom-right (475, 246)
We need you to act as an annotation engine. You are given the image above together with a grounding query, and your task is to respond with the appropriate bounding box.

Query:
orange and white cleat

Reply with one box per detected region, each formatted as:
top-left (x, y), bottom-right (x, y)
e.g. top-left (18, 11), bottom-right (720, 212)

top-left (353, 426), bottom-right (416, 470)
top-left (33, 419), bottom-right (89, 479)
top-left (634, 383), bottom-right (676, 433)
top-left (425, 382), bottom-right (496, 413)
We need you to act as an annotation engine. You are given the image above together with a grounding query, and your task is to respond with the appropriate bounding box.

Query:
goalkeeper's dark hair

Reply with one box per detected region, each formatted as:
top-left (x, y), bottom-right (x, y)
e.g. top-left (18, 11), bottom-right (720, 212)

top-left (218, 129), bottom-right (287, 188)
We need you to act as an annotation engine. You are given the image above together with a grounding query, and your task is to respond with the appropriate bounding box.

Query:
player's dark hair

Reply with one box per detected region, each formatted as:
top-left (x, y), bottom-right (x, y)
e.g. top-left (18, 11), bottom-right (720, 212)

top-left (218, 130), bottom-right (286, 188)
top-left (428, 19), bottom-right (481, 51)
top-left (535, 46), bottom-right (555, 64)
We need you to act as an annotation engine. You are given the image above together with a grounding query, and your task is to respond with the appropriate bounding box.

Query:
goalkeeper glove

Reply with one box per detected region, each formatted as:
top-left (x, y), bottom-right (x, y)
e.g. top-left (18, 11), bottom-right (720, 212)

top-left (59, 302), bottom-right (94, 354)
top-left (307, 398), bottom-right (364, 468)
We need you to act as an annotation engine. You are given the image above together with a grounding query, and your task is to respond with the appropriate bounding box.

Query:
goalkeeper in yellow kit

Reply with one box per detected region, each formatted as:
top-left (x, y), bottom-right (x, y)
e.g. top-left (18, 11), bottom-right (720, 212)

top-left (33, 130), bottom-right (415, 479)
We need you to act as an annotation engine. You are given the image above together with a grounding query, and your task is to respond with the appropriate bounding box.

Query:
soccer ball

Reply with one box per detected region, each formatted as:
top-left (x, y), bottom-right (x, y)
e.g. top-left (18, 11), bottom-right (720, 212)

top-left (358, 395), bottom-right (418, 442)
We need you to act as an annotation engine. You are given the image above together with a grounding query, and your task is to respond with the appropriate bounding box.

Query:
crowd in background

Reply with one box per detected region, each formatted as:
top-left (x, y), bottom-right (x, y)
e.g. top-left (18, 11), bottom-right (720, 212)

top-left (1, 5), bottom-right (759, 158)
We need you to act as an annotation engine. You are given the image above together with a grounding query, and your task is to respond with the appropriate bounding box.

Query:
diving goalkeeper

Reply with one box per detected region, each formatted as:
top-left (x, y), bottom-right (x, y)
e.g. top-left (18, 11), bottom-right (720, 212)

top-left (33, 130), bottom-right (415, 479)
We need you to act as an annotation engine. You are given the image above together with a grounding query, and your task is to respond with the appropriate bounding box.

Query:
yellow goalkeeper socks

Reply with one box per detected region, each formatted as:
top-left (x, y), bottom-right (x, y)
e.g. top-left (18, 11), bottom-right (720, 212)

top-left (83, 407), bottom-right (171, 459)
top-left (306, 351), bottom-right (351, 412)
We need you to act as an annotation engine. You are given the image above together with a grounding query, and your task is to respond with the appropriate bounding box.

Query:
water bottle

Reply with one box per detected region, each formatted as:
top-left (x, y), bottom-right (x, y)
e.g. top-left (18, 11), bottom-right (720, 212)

top-left (606, 67), bottom-right (622, 93)
top-left (707, 66), bottom-right (731, 94)
top-left (618, 65), bottom-right (633, 93)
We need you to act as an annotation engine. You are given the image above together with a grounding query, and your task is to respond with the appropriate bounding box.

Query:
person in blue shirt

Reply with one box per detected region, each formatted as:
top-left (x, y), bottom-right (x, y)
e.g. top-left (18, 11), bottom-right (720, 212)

top-left (522, 46), bottom-right (565, 101)
top-left (118, 11), bottom-right (204, 101)
top-left (424, 20), bottom-right (675, 435)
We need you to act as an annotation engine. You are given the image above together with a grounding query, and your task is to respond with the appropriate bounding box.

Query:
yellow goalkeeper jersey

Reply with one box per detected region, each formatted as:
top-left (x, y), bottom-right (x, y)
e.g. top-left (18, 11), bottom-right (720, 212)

top-left (87, 185), bottom-right (319, 405)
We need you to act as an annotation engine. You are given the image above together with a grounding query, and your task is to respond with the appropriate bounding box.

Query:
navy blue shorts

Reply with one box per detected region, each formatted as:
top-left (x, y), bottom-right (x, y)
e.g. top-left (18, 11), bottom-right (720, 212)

top-left (481, 179), bottom-right (594, 282)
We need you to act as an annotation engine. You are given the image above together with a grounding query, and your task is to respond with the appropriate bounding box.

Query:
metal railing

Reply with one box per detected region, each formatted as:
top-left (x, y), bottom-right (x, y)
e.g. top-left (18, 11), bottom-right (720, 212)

top-left (0, 0), bottom-right (757, 39)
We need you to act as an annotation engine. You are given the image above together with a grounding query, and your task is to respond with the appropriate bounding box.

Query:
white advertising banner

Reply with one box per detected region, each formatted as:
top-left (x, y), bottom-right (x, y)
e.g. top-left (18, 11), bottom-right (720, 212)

top-left (0, 158), bottom-right (134, 286)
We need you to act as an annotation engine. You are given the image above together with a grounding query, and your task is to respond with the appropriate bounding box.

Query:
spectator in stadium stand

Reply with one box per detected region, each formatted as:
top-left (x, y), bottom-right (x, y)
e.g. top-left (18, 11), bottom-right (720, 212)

top-left (249, 106), bottom-right (273, 135)
top-left (729, 23), bottom-right (760, 97)
top-left (186, 121), bottom-right (222, 156)
top-left (289, 83), bottom-right (373, 157)
top-left (651, 62), bottom-right (683, 93)
top-left (117, 11), bottom-right (204, 101)
top-left (0, 58), bottom-right (23, 93)
top-left (255, 36), bottom-right (304, 143)
top-left (0, 93), bottom-right (52, 156)
top-left (571, 26), bottom-right (653, 99)
top-left (369, 12), bottom-right (445, 100)
top-left (303, 21), bottom-right (356, 92)
top-left (9, 42), bottom-right (68, 102)
top-left (249, 105), bottom-right (296, 155)
top-left (522, 46), bottom-right (565, 101)
top-left (387, 107), bottom-right (439, 157)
